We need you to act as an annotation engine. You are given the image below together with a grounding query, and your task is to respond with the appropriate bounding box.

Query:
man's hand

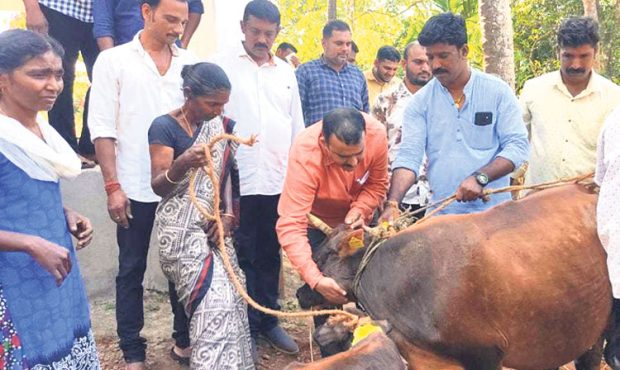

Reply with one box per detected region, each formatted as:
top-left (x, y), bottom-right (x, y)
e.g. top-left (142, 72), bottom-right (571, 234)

top-left (107, 189), bottom-right (132, 228)
top-left (344, 208), bottom-right (364, 229)
top-left (455, 176), bottom-right (489, 202)
top-left (315, 276), bottom-right (348, 305)
top-left (25, 3), bottom-right (48, 34)
top-left (65, 208), bottom-right (94, 249)
top-left (27, 236), bottom-right (71, 286)
top-left (378, 201), bottom-right (400, 224)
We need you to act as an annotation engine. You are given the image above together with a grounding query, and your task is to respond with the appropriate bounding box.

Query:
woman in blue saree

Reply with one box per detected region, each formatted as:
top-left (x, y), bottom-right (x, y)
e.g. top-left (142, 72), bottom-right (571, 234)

top-left (0, 29), bottom-right (99, 369)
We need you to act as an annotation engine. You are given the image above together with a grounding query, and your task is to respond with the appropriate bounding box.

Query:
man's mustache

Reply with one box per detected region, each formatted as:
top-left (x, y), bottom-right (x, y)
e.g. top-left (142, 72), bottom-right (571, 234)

top-left (254, 43), bottom-right (269, 49)
top-left (566, 67), bottom-right (586, 75)
top-left (433, 68), bottom-right (448, 75)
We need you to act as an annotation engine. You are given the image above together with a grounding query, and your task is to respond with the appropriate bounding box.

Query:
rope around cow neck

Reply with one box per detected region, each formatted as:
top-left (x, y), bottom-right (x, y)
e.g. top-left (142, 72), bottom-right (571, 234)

top-left (353, 171), bottom-right (597, 299)
top-left (188, 134), bottom-right (358, 325)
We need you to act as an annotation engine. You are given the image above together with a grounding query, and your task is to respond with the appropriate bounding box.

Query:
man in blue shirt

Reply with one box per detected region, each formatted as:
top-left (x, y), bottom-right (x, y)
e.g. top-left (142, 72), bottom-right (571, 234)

top-left (93, 0), bottom-right (204, 50)
top-left (295, 20), bottom-right (369, 127)
top-left (381, 12), bottom-right (529, 218)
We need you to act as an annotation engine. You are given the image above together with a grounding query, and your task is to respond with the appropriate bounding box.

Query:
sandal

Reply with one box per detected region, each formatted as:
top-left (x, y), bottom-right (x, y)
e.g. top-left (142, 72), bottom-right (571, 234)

top-left (169, 347), bottom-right (190, 366)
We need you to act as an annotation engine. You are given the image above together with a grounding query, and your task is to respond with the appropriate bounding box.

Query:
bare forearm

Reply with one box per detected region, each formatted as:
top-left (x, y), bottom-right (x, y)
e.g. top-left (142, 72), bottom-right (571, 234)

top-left (477, 157), bottom-right (515, 181)
top-left (387, 168), bottom-right (417, 202)
top-left (0, 230), bottom-right (37, 254)
top-left (151, 157), bottom-right (189, 197)
top-left (180, 13), bottom-right (201, 48)
top-left (94, 138), bottom-right (119, 183)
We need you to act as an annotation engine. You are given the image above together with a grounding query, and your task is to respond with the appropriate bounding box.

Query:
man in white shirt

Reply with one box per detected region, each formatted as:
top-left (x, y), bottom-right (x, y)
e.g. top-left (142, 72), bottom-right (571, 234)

top-left (88, 0), bottom-right (196, 368)
top-left (520, 17), bottom-right (620, 186)
top-left (209, 0), bottom-right (304, 357)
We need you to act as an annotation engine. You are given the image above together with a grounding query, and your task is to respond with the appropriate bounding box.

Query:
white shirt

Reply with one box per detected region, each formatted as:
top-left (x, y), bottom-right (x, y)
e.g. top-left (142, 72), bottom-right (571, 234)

top-left (209, 42), bottom-right (304, 196)
top-left (595, 107), bottom-right (620, 298)
top-left (521, 71), bottom-right (620, 185)
top-left (89, 32), bottom-right (197, 202)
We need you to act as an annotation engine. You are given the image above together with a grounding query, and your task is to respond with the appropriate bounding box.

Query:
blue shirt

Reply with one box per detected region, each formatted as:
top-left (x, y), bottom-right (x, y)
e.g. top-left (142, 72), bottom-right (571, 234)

top-left (296, 57), bottom-right (369, 126)
top-left (93, 0), bottom-right (204, 46)
top-left (393, 69), bottom-right (529, 215)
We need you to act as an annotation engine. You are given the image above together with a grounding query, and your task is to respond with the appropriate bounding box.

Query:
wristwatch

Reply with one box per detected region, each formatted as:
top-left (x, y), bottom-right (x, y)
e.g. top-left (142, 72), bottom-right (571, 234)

top-left (472, 171), bottom-right (489, 187)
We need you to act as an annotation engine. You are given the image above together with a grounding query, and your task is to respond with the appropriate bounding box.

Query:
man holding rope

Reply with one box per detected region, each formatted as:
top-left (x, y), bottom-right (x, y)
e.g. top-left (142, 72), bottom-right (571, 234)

top-left (380, 13), bottom-right (529, 219)
top-left (276, 107), bottom-right (388, 356)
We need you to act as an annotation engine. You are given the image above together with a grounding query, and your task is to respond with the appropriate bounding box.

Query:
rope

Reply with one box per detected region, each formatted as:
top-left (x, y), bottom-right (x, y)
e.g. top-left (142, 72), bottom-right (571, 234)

top-left (372, 171), bottom-right (595, 235)
top-left (188, 133), bottom-right (357, 324)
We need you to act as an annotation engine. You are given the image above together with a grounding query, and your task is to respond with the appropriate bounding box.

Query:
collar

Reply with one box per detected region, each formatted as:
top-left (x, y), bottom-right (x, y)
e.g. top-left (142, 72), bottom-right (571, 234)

top-left (319, 55), bottom-right (349, 72)
top-left (130, 31), bottom-right (180, 57)
top-left (437, 67), bottom-right (476, 102)
top-left (553, 70), bottom-right (601, 98)
top-left (236, 41), bottom-right (276, 66)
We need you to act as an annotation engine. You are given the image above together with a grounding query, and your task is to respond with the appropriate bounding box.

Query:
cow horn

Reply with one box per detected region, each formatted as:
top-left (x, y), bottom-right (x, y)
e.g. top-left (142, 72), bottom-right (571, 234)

top-left (307, 213), bottom-right (333, 235)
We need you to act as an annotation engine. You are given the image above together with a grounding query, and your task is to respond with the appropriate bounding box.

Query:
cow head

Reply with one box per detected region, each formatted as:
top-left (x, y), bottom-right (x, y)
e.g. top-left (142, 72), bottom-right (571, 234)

top-left (297, 215), bottom-right (372, 308)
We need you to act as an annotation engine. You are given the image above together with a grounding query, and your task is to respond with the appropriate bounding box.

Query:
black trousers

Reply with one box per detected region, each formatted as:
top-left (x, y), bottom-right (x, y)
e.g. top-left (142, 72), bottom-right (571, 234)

top-left (116, 200), bottom-right (189, 363)
top-left (40, 5), bottom-right (98, 155)
top-left (235, 194), bottom-right (282, 337)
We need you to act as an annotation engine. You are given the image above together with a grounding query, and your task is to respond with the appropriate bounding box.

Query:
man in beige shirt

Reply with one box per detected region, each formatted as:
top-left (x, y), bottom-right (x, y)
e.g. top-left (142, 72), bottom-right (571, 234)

top-left (520, 16), bottom-right (620, 185)
top-left (364, 45), bottom-right (401, 106)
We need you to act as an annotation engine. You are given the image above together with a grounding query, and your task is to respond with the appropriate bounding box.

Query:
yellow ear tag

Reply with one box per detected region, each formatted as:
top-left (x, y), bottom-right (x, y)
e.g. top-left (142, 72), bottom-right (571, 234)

top-left (351, 323), bottom-right (383, 346)
top-left (348, 235), bottom-right (364, 250)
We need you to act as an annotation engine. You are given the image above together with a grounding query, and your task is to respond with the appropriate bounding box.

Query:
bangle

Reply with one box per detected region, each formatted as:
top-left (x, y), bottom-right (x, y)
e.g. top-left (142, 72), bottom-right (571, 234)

top-left (383, 200), bottom-right (399, 209)
top-left (164, 169), bottom-right (180, 184)
top-left (104, 181), bottom-right (121, 196)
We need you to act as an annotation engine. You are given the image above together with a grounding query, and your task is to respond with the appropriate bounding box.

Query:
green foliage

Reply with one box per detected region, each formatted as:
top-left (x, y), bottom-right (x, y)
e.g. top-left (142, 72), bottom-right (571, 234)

top-left (276, 0), bottom-right (483, 71)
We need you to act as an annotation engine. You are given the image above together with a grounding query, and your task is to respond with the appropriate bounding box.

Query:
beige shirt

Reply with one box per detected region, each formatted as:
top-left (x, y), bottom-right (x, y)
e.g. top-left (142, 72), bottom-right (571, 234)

top-left (364, 69), bottom-right (401, 109)
top-left (520, 70), bottom-right (620, 185)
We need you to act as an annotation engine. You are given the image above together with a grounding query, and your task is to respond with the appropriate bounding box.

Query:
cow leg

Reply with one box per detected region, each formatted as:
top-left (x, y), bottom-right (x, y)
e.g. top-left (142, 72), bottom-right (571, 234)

top-left (574, 336), bottom-right (604, 370)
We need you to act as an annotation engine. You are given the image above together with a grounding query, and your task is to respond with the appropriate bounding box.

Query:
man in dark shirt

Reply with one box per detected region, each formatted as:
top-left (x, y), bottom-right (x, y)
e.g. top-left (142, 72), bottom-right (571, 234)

top-left (93, 0), bottom-right (204, 50)
top-left (295, 20), bottom-right (369, 127)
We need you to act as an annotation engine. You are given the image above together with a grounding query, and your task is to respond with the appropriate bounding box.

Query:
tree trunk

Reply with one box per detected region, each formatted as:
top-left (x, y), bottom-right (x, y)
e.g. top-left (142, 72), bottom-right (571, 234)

top-left (479, 0), bottom-right (516, 89)
top-left (328, 0), bottom-right (337, 21)
top-left (582, 0), bottom-right (599, 20)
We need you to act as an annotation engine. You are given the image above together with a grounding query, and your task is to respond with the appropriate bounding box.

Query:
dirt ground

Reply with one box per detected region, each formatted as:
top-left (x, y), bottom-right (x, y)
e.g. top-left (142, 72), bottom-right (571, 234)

top-left (91, 258), bottom-right (612, 370)
top-left (91, 257), bottom-right (320, 370)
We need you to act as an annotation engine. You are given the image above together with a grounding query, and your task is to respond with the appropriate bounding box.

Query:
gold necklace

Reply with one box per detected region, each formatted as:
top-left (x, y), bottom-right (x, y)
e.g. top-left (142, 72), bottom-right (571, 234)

top-left (454, 94), bottom-right (465, 108)
top-left (180, 106), bottom-right (194, 137)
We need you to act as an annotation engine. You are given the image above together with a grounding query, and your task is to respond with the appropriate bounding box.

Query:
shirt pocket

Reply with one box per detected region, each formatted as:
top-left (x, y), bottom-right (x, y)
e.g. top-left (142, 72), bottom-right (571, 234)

top-left (463, 119), bottom-right (497, 150)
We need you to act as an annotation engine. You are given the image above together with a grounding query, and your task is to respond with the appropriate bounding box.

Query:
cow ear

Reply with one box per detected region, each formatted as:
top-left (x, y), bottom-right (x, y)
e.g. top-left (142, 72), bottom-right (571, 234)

top-left (337, 228), bottom-right (366, 257)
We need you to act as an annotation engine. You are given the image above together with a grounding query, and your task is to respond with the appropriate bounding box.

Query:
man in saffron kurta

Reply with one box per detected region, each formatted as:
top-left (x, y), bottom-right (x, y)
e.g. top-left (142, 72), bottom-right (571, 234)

top-left (276, 108), bottom-right (388, 301)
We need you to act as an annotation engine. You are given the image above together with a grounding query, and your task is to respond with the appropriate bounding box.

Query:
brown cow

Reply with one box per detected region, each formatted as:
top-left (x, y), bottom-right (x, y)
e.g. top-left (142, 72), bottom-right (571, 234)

top-left (284, 331), bottom-right (406, 370)
top-left (301, 183), bottom-right (612, 370)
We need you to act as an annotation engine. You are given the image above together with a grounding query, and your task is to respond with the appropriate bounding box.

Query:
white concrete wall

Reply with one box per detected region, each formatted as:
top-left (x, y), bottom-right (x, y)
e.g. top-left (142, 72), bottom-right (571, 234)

top-left (61, 168), bottom-right (168, 298)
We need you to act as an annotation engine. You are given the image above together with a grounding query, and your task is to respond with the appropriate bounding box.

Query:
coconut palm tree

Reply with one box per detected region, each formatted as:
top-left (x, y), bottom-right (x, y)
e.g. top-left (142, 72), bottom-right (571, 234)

top-left (479, 0), bottom-right (516, 89)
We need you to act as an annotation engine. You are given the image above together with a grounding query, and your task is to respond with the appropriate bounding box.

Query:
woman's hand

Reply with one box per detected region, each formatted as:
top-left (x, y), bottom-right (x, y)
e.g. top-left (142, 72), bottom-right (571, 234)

top-left (65, 208), bottom-right (94, 249)
top-left (177, 145), bottom-right (209, 172)
top-left (27, 236), bottom-right (72, 286)
top-left (205, 214), bottom-right (236, 244)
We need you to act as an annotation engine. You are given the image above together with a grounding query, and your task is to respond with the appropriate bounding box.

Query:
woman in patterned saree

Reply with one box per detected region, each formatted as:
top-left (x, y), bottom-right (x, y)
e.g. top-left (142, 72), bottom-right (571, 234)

top-left (0, 29), bottom-right (100, 369)
top-left (148, 62), bottom-right (254, 369)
